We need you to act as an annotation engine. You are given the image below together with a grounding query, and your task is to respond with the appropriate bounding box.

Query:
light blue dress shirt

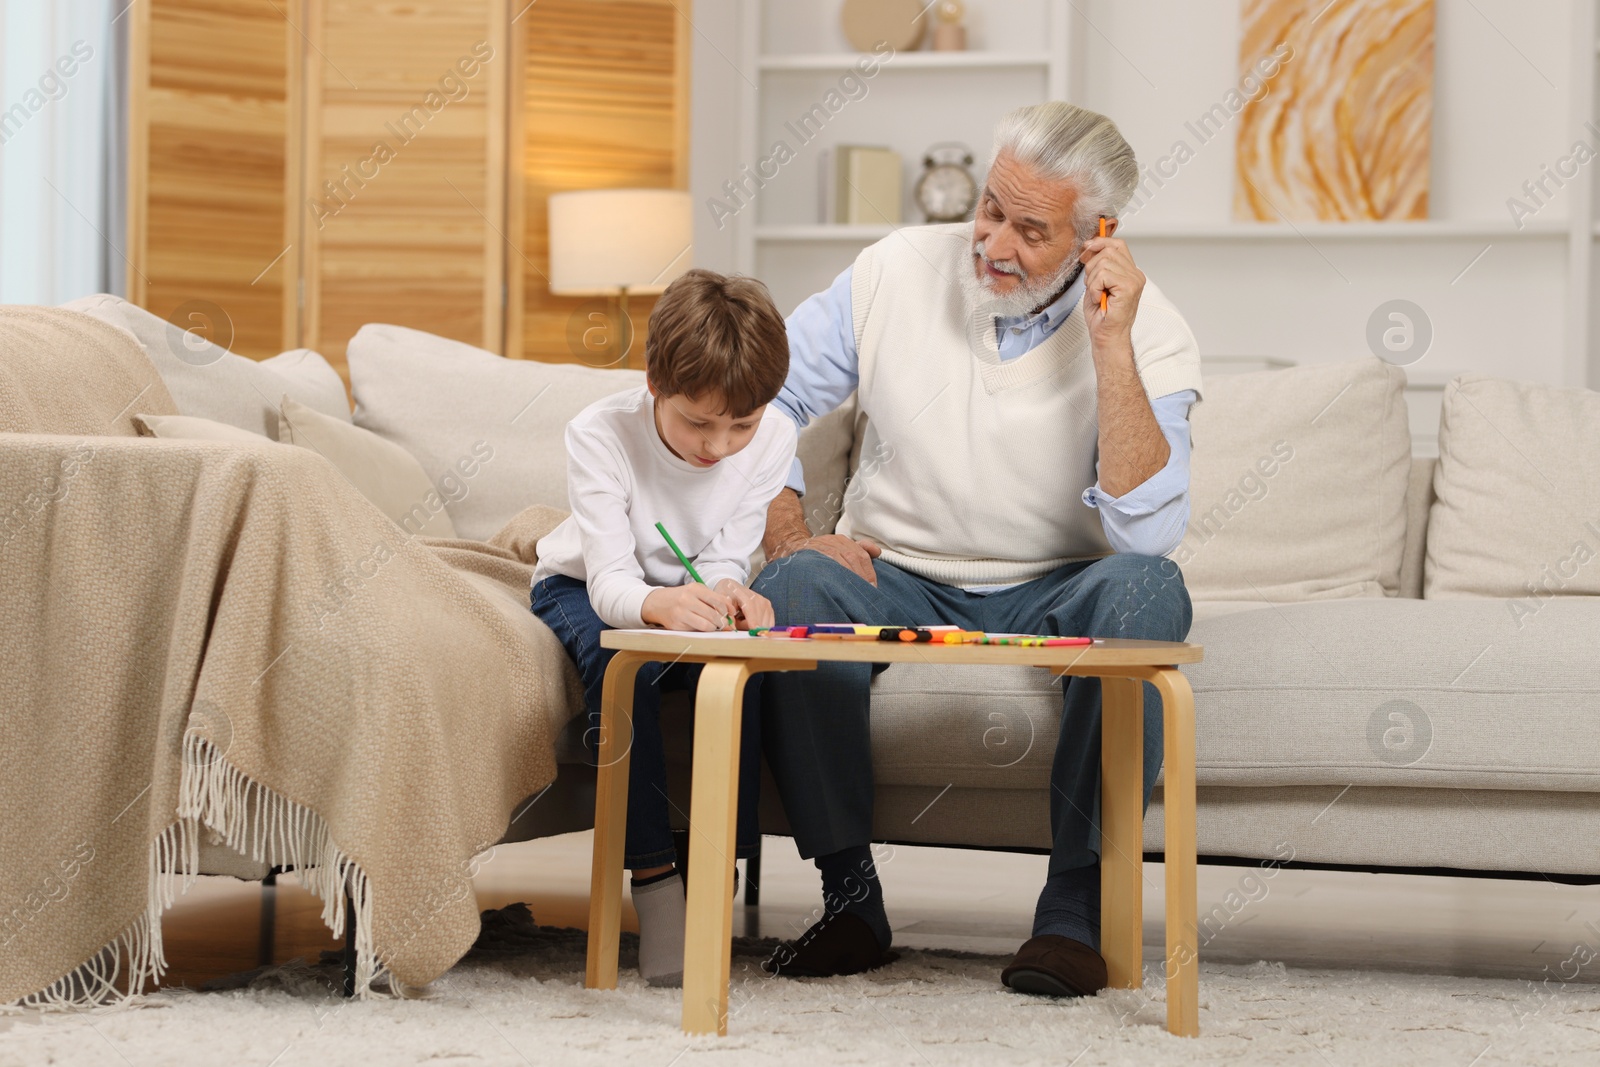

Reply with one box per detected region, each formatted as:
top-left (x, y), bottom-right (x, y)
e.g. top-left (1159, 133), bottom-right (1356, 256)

top-left (774, 263), bottom-right (1198, 563)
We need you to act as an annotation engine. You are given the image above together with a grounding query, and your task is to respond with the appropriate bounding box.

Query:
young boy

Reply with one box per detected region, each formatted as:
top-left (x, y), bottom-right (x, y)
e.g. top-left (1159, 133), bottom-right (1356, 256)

top-left (530, 268), bottom-right (795, 987)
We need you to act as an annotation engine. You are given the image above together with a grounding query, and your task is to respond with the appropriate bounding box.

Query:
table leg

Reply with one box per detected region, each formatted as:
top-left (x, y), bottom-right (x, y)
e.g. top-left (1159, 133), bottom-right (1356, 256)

top-left (1099, 675), bottom-right (1144, 991)
top-left (585, 652), bottom-right (648, 991)
top-left (680, 659), bottom-right (754, 1036)
top-left (1151, 666), bottom-right (1198, 1037)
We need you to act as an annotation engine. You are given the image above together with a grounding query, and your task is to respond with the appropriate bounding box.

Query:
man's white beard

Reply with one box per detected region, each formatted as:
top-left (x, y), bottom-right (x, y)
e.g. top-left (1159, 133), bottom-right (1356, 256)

top-left (961, 237), bottom-right (1082, 319)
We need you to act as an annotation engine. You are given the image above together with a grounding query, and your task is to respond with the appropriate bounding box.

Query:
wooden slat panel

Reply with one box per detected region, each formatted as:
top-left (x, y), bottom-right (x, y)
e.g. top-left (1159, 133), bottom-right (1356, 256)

top-left (305, 0), bottom-right (507, 376)
top-left (517, 0), bottom-right (688, 365)
top-left (138, 0), bottom-right (293, 359)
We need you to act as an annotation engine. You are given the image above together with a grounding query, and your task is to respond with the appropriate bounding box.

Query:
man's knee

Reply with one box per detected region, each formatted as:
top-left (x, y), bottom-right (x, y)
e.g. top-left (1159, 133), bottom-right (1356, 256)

top-left (1084, 553), bottom-right (1191, 639)
top-left (752, 548), bottom-right (854, 603)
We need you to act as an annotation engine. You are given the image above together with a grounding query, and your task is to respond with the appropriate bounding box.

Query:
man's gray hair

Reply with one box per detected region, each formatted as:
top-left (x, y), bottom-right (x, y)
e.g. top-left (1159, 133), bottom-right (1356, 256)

top-left (991, 102), bottom-right (1140, 237)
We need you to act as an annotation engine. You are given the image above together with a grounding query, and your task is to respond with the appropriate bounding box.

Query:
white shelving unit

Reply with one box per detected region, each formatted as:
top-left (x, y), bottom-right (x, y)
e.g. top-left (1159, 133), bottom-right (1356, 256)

top-left (729, 0), bottom-right (1074, 312)
top-left (756, 219), bottom-right (1574, 243)
top-left (757, 52), bottom-right (1053, 72)
top-left (693, 1), bottom-right (1600, 391)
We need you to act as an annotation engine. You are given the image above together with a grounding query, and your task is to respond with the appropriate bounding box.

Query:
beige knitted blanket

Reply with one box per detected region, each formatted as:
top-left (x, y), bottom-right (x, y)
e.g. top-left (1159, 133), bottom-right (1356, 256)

top-left (0, 308), bottom-right (580, 1007)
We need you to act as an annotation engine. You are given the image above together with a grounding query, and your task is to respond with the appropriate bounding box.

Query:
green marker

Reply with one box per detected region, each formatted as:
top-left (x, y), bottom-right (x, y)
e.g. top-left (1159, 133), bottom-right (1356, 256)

top-left (655, 521), bottom-right (732, 628)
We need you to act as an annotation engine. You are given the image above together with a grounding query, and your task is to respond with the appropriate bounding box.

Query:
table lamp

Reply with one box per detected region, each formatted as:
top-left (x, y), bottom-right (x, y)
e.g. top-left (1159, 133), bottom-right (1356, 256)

top-left (548, 189), bottom-right (693, 368)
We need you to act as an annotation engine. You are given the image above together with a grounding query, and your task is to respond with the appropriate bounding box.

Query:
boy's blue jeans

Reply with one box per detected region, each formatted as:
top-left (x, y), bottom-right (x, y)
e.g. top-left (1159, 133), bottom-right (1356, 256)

top-left (531, 575), bottom-right (763, 870)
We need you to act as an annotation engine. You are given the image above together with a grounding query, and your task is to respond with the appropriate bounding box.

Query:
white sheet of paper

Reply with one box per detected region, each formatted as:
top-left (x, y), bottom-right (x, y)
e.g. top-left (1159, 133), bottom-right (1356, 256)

top-left (612, 628), bottom-right (759, 638)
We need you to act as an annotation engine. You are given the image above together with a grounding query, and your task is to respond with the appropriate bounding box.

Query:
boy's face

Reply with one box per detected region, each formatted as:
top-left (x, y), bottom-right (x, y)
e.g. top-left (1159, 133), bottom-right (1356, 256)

top-left (650, 387), bottom-right (765, 469)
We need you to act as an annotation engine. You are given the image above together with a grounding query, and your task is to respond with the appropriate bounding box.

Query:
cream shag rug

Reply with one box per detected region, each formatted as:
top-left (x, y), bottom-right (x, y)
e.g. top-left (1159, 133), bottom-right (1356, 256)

top-left (4, 904), bottom-right (1600, 1066)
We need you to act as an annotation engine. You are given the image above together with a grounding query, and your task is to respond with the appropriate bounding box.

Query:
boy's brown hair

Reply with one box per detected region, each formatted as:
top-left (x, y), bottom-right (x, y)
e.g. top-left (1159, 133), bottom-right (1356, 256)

top-left (645, 268), bottom-right (789, 417)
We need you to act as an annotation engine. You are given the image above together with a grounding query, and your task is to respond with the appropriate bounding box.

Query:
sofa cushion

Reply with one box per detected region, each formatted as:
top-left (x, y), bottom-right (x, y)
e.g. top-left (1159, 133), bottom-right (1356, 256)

top-left (1139, 785), bottom-right (1600, 877)
top-left (347, 323), bottom-right (649, 541)
top-left (133, 412), bottom-right (273, 445)
top-left (1425, 374), bottom-right (1600, 600)
top-left (348, 323), bottom-right (855, 543)
top-left (277, 396), bottom-right (457, 538)
top-left (63, 294), bottom-right (351, 437)
top-left (1183, 597), bottom-right (1600, 791)
top-left (796, 396), bottom-right (857, 536)
top-left (1174, 358), bottom-right (1411, 601)
top-left (1398, 456), bottom-right (1435, 600)
top-left (862, 597), bottom-right (1600, 795)
top-left (0, 307), bottom-right (177, 436)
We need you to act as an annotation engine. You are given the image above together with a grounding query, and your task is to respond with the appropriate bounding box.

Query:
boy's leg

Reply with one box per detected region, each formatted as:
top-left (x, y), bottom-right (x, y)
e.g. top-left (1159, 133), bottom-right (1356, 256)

top-left (670, 665), bottom-right (765, 863)
top-left (532, 576), bottom-right (679, 871)
top-left (532, 576), bottom-right (687, 986)
top-left (735, 675), bottom-right (763, 860)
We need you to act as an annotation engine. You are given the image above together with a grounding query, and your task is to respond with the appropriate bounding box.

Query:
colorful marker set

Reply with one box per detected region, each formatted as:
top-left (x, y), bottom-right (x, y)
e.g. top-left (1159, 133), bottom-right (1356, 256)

top-left (748, 625), bottom-right (921, 641)
top-left (747, 625), bottom-right (1091, 646)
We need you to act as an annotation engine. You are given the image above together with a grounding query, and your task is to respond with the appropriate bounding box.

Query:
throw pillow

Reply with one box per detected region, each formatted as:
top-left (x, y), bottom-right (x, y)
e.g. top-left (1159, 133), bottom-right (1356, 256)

top-left (277, 396), bottom-right (457, 539)
top-left (349, 323), bottom-right (860, 543)
top-left (132, 412), bottom-right (274, 444)
top-left (1175, 358), bottom-right (1411, 601)
top-left (347, 323), bottom-right (645, 541)
top-left (1425, 374), bottom-right (1600, 602)
top-left (63, 294), bottom-right (351, 437)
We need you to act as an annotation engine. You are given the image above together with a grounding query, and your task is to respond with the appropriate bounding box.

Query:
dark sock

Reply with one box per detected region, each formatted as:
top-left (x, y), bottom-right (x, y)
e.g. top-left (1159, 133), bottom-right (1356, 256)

top-left (631, 868), bottom-right (679, 889)
top-left (815, 845), bottom-right (891, 950)
top-left (1031, 864), bottom-right (1100, 951)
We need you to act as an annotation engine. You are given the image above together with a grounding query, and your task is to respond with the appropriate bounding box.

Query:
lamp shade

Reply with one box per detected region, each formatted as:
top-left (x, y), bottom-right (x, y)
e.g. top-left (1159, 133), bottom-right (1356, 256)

top-left (547, 189), bottom-right (693, 296)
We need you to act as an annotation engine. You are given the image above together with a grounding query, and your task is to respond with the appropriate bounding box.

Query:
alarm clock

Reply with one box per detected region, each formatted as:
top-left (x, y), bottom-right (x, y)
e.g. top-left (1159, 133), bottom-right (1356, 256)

top-left (914, 142), bottom-right (978, 223)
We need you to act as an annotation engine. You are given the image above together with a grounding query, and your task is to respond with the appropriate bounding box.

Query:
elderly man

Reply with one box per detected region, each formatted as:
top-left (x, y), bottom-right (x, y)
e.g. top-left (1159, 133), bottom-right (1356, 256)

top-left (752, 101), bottom-right (1203, 997)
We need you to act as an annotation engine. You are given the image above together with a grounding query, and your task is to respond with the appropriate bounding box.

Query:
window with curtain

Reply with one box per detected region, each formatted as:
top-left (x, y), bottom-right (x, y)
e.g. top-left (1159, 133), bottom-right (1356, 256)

top-left (0, 0), bottom-right (121, 305)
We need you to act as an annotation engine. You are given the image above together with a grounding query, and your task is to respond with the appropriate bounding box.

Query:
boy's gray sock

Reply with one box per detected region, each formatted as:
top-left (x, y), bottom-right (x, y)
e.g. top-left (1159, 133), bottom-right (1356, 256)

top-left (631, 870), bottom-right (685, 987)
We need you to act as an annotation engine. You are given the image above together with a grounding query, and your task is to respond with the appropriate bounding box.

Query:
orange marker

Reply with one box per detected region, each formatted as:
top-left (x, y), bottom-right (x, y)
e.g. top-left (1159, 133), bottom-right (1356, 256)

top-left (1097, 216), bottom-right (1108, 312)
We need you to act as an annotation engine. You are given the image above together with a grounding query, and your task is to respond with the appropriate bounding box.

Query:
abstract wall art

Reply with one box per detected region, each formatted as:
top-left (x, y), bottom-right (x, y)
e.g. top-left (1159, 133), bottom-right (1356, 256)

top-left (1235, 0), bottom-right (1434, 222)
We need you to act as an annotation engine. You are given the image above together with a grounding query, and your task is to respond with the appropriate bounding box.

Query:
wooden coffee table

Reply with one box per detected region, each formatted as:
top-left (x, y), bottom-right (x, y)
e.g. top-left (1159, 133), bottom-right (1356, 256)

top-left (583, 631), bottom-right (1204, 1037)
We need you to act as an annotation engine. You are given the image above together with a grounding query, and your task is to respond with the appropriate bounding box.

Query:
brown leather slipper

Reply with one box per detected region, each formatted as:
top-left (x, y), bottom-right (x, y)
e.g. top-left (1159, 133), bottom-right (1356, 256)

top-left (762, 911), bottom-right (898, 978)
top-left (1000, 935), bottom-right (1108, 997)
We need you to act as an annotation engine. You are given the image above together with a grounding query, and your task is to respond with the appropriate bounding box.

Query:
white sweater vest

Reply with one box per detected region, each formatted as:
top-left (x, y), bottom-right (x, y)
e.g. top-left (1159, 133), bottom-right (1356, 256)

top-left (837, 222), bottom-right (1204, 588)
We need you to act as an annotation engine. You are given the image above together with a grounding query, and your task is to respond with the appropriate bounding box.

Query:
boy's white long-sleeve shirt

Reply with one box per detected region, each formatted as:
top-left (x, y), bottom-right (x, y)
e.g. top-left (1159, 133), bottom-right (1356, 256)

top-left (531, 385), bottom-right (798, 629)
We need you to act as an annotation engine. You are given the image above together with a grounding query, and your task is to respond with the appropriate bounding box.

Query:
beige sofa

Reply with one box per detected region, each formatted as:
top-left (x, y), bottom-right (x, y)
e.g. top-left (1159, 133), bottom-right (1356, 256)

top-left (64, 297), bottom-right (1600, 901)
top-left (527, 360), bottom-right (1600, 889)
top-left (324, 317), bottom-right (1600, 888)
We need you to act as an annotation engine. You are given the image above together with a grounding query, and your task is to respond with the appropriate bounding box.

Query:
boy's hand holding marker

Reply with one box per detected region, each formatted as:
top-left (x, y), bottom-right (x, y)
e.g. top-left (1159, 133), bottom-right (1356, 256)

top-left (640, 580), bottom-right (773, 631)
top-left (641, 583), bottom-right (734, 631)
top-left (648, 520), bottom-right (774, 630)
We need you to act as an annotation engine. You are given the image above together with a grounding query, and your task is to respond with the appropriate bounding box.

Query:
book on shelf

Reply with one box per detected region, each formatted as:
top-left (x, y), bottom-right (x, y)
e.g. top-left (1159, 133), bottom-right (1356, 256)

top-left (819, 145), bottom-right (902, 225)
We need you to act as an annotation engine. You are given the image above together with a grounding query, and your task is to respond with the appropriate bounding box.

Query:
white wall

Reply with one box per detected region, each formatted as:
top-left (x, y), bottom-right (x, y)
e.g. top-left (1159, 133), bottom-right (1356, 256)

top-left (691, 0), bottom-right (1598, 454)
top-left (1076, 0), bottom-right (1585, 449)
top-left (1090, 0), bottom-right (1572, 226)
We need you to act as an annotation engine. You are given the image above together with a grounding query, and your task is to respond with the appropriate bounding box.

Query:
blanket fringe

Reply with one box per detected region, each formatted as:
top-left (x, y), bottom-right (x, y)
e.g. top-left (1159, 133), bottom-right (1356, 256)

top-left (7, 731), bottom-right (380, 1011)
top-left (177, 733), bottom-right (379, 998)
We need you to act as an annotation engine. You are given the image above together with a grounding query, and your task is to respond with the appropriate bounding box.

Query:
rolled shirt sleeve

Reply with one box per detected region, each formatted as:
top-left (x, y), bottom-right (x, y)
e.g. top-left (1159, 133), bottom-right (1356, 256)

top-left (773, 264), bottom-right (861, 495)
top-left (1081, 389), bottom-right (1197, 558)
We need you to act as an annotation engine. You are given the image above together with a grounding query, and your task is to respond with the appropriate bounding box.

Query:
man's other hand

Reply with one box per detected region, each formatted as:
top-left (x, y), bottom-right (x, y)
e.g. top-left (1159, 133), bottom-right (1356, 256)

top-left (772, 533), bottom-right (881, 586)
top-left (763, 487), bottom-right (882, 585)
